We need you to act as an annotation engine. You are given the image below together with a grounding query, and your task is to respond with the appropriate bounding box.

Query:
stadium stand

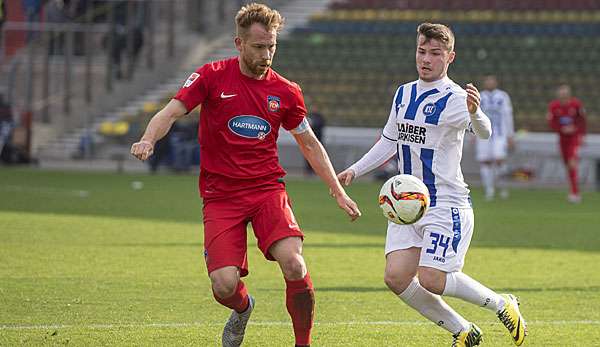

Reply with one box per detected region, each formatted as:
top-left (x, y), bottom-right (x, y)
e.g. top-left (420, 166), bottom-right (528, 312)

top-left (2, 0), bottom-right (597, 182)
top-left (274, 0), bottom-right (600, 131)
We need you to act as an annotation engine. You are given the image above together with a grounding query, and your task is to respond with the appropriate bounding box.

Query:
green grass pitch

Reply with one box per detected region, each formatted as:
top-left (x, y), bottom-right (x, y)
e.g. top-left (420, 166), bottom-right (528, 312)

top-left (1, 168), bottom-right (599, 346)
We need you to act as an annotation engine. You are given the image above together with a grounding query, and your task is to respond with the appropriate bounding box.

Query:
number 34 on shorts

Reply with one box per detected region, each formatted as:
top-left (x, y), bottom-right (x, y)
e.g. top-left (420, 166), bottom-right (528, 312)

top-left (421, 207), bottom-right (474, 272)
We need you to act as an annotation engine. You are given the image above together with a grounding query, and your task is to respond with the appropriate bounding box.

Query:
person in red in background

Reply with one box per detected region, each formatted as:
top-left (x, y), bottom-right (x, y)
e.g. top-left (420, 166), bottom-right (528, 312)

top-left (547, 84), bottom-right (587, 203)
top-left (131, 4), bottom-right (361, 347)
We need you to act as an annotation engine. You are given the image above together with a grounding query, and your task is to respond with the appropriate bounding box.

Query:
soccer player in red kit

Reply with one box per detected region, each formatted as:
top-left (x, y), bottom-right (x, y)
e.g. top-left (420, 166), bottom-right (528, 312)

top-left (547, 84), bottom-right (587, 203)
top-left (131, 3), bottom-right (361, 347)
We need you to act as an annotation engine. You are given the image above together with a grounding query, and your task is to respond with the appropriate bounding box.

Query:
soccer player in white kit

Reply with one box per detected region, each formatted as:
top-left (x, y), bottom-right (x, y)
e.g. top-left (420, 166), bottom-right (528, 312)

top-left (476, 75), bottom-right (515, 201)
top-left (337, 23), bottom-right (527, 347)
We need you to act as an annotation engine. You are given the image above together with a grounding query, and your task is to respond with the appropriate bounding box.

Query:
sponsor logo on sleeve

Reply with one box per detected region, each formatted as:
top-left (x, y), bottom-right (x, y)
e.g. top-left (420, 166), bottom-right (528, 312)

top-left (183, 72), bottom-right (200, 88)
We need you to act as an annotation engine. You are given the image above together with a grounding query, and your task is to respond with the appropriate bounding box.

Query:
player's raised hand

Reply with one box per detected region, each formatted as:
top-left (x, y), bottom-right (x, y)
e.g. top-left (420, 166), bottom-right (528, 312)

top-left (337, 169), bottom-right (356, 186)
top-left (130, 140), bottom-right (154, 161)
top-left (465, 83), bottom-right (481, 114)
top-left (335, 193), bottom-right (362, 222)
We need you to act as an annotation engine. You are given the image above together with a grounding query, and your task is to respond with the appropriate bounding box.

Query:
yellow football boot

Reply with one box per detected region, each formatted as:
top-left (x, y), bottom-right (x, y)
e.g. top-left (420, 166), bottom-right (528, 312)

top-left (451, 323), bottom-right (483, 347)
top-left (497, 294), bottom-right (528, 346)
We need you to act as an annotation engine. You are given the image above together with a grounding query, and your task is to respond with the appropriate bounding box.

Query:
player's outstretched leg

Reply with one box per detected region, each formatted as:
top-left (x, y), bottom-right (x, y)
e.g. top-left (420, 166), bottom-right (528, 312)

top-left (222, 294), bottom-right (255, 347)
top-left (452, 323), bottom-right (483, 347)
top-left (497, 294), bottom-right (527, 346)
top-left (443, 272), bottom-right (527, 345)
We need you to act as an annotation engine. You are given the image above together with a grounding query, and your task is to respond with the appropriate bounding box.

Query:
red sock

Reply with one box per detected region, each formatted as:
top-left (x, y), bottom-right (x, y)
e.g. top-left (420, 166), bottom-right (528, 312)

top-left (213, 280), bottom-right (249, 313)
top-left (568, 167), bottom-right (578, 195)
top-left (285, 273), bottom-right (315, 346)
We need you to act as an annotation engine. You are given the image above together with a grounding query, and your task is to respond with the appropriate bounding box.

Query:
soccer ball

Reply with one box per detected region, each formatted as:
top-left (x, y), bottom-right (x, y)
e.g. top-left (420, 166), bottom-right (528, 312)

top-left (378, 174), bottom-right (430, 225)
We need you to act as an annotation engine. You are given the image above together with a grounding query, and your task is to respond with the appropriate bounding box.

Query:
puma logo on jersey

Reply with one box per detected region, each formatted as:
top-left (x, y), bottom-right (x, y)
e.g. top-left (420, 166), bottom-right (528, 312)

top-left (220, 92), bottom-right (237, 99)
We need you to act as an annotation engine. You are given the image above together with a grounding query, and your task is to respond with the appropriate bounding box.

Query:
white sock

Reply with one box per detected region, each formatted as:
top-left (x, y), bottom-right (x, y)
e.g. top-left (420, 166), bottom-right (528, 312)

top-left (480, 164), bottom-right (495, 197)
top-left (443, 272), bottom-right (505, 312)
top-left (399, 277), bottom-right (470, 334)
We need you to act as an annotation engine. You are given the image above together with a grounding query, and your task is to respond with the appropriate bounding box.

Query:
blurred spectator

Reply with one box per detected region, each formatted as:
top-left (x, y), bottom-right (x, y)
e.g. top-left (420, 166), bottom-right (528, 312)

top-left (148, 121), bottom-right (200, 174)
top-left (304, 105), bottom-right (325, 175)
top-left (44, 0), bottom-right (71, 55)
top-left (147, 121), bottom-right (199, 173)
top-left (74, 129), bottom-right (94, 159)
top-left (148, 133), bottom-right (171, 174)
top-left (103, 1), bottom-right (144, 79)
top-left (22, 0), bottom-right (42, 41)
top-left (171, 120), bottom-right (199, 172)
top-left (0, 93), bottom-right (15, 163)
top-left (547, 84), bottom-right (587, 203)
top-left (72, 0), bottom-right (90, 55)
top-left (1, 0), bottom-right (6, 50)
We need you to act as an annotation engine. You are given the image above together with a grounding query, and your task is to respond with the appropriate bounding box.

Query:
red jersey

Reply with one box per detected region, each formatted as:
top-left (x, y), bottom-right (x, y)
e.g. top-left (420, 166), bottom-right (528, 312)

top-left (174, 57), bottom-right (306, 199)
top-left (547, 98), bottom-right (586, 138)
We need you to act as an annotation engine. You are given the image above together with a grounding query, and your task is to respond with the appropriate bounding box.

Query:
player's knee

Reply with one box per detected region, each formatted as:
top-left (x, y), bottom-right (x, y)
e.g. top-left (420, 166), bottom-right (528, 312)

top-left (384, 271), bottom-right (413, 294)
top-left (280, 255), bottom-right (306, 280)
top-left (211, 276), bottom-right (238, 299)
top-left (418, 272), bottom-right (444, 295)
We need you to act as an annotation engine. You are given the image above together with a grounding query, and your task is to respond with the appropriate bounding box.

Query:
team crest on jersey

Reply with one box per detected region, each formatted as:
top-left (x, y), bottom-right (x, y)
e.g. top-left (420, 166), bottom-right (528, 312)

top-left (267, 95), bottom-right (280, 112)
top-left (423, 103), bottom-right (437, 116)
top-left (183, 72), bottom-right (200, 88)
top-left (228, 115), bottom-right (272, 140)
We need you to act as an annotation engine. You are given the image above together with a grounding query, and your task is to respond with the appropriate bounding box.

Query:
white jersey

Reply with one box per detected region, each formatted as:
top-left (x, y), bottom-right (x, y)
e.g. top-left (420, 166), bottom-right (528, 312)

top-left (480, 89), bottom-right (514, 138)
top-left (381, 77), bottom-right (477, 208)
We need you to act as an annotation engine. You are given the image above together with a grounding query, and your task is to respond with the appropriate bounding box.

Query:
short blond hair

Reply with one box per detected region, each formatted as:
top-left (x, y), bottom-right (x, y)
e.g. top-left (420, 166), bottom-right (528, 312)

top-left (235, 3), bottom-right (284, 38)
top-left (417, 23), bottom-right (455, 52)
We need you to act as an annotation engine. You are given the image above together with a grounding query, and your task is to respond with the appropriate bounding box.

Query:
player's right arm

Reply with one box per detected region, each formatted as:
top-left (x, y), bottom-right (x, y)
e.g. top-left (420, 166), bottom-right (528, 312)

top-left (338, 137), bottom-right (397, 186)
top-left (132, 67), bottom-right (208, 161)
top-left (130, 99), bottom-right (188, 161)
top-left (465, 83), bottom-right (492, 139)
top-left (338, 86), bottom-right (401, 186)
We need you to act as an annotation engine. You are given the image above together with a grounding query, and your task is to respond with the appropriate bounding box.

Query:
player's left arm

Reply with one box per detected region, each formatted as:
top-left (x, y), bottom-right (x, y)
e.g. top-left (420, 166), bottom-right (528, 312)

top-left (505, 92), bottom-right (516, 150)
top-left (292, 120), bottom-right (361, 221)
top-left (576, 102), bottom-right (587, 138)
top-left (466, 83), bottom-right (492, 139)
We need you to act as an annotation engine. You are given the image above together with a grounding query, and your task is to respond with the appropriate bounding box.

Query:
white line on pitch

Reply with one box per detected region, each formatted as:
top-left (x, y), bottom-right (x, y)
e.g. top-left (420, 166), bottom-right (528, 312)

top-left (2, 320), bottom-right (600, 331)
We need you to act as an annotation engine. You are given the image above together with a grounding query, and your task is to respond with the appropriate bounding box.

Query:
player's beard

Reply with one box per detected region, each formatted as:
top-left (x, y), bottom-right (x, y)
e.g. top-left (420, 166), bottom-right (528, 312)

top-left (243, 55), bottom-right (271, 78)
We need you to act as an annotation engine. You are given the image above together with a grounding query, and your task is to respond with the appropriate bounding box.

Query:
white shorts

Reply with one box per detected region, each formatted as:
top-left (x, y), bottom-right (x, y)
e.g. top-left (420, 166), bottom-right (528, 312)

top-left (476, 137), bottom-right (507, 162)
top-left (385, 206), bottom-right (474, 272)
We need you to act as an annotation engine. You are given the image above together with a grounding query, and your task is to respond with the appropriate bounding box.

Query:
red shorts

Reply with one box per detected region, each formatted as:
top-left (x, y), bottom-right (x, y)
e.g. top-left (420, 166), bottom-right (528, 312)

top-left (202, 188), bottom-right (303, 277)
top-left (559, 136), bottom-right (581, 162)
